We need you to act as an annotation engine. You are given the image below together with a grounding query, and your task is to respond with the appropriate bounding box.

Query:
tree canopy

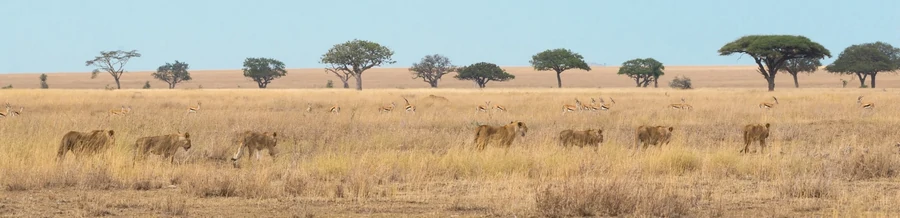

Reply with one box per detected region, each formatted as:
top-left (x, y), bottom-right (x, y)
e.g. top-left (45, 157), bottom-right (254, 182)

top-left (410, 54), bottom-right (456, 88)
top-left (85, 50), bottom-right (141, 89)
top-left (242, 57), bottom-right (287, 89)
top-left (529, 48), bottom-right (591, 88)
top-left (320, 39), bottom-right (395, 90)
top-left (617, 58), bottom-right (665, 88)
top-left (153, 60), bottom-right (192, 89)
top-left (454, 62), bottom-right (515, 88)
top-left (718, 35), bottom-right (830, 91)
top-left (782, 58), bottom-right (822, 88)
top-left (825, 41), bottom-right (900, 88)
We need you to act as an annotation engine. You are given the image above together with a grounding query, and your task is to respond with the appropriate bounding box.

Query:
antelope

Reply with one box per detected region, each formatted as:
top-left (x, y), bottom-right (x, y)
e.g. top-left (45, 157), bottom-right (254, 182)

top-left (597, 98), bottom-right (610, 111)
top-left (11, 107), bottom-right (22, 116)
top-left (402, 97), bottom-right (416, 113)
top-left (758, 96), bottom-right (778, 109)
top-left (188, 102), bottom-right (201, 113)
top-left (563, 99), bottom-right (582, 114)
top-left (306, 103), bottom-right (313, 113)
top-left (378, 102), bottom-right (396, 113)
top-left (477, 101), bottom-right (491, 113)
top-left (668, 98), bottom-right (693, 110)
top-left (329, 105), bottom-right (341, 114)
top-left (583, 98), bottom-right (601, 111)
top-left (109, 106), bottom-right (128, 116)
top-left (494, 104), bottom-right (507, 112)
top-left (857, 96), bottom-right (875, 109)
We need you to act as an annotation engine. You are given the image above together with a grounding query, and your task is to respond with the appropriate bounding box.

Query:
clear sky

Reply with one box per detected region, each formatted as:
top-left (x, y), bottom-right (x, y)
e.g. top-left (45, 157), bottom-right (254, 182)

top-left (1, 0), bottom-right (898, 73)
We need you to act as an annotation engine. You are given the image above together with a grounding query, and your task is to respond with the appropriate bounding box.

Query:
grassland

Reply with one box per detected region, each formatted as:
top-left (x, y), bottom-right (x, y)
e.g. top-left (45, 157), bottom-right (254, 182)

top-left (1, 85), bottom-right (900, 217)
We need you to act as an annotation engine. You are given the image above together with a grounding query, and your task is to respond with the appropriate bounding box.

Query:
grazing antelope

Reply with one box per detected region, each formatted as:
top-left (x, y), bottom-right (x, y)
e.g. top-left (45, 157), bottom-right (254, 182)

top-left (306, 103), bottom-right (313, 113)
top-left (477, 101), bottom-right (491, 113)
top-left (758, 96), bottom-right (778, 109)
top-left (0, 103), bottom-right (10, 118)
top-left (857, 96), bottom-right (875, 109)
top-left (329, 105), bottom-right (341, 114)
top-left (11, 107), bottom-right (22, 116)
top-left (668, 98), bottom-right (693, 110)
top-left (109, 106), bottom-right (128, 116)
top-left (494, 104), bottom-right (507, 112)
top-left (562, 99), bottom-right (582, 114)
top-left (597, 98), bottom-right (610, 111)
top-left (188, 102), bottom-right (201, 113)
top-left (379, 102), bottom-right (396, 113)
top-left (402, 97), bottom-right (416, 113)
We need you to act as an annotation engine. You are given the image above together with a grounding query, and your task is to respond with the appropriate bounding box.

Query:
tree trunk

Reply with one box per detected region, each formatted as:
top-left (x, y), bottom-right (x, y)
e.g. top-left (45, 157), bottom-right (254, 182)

top-left (114, 77), bottom-right (122, 89)
top-left (856, 73), bottom-right (868, 87)
top-left (556, 71), bottom-right (563, 88)
top-left (429, 80), bottom-right (438, 88)
top-left (169, 83), bottom-right (175, 89)
top-left (354, 74), bottom-right (363, 90)
top-left (766, 76), bottom-right (775, 92)
top-left (258, 81), bottom-right (266, 89)
top-left (634, 78), bottom-right (641, 87)
top-left (791, 73), bottom-right (799, 88)
top-left (342, 80), bottom-right (349, 89)
top-left (653, 78), bottom-right (658, 88)
top-left (870, 73), bottom-right (876, 88)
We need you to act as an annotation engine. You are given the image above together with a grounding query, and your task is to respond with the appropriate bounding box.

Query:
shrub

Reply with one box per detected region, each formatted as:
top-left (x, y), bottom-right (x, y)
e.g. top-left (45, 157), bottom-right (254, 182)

top-left (143, 81), bottom-right (151, 89)
top-left (326, 80), bottom-right (334, 88)
top-left (1, 84), bottom-right (12, 89)
top-left (40, 73), bottom-right (49, 89)
top-left (669, 75), bottom-right (692, 89)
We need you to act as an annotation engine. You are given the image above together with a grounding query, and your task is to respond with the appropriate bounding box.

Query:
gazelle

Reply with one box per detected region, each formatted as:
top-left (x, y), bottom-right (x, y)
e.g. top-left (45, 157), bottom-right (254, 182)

top-left (597, 98), bottom-right (610, 111)
top-left (109, 106), bottom-right (128, 116)
top-left (188, 102), bottom-right (201, 113)
top-left (11, 106), bottom-right (22, 116)
top-left (563, 99), bottom-right (582, 113)
top-left (477, 101), bottom-right (491, 113)
top-left (0, 103), bottom-right (10, 118)
top-left (583, 98), bottom-right (601, 111)
top-left (329, 105), bottom-right (341, 114)
top-left (378, 102), bottom-right (396, 113)
top-left (758, 96), bottom-right (778, 109)
top-left (306, 103), bottom-right (313, 113)
top-left (402, 97), bottom-right (416, 113)
top-left (857, 96), bottom-right (875, 110)
top-left (668, 98), bottom-right (693, 110)
top-left (494, 104), bottom-right (507, 112)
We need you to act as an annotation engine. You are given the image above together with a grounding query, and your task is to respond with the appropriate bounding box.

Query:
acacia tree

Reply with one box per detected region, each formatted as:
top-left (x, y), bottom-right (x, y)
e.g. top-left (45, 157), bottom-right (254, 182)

top-left (242, 57), bottom-right (287, 89)
top-left (86, 50), bottom-right (142, 89)
top-left (825, 42), bottom-right (900, 88)
top-left (320, 39), bottom-right (395, 90)
top-left (410, 54), bottom-right (456, 88)
top-left (719, 35), bottom-right (830, 91)
top-left (39, 74), bottom-right (48, 89)
top-left (152, 60), bottom-right (192, 89)
top-left (783, 58), bottom-right (822, 88)
top-left (530, 48), bottom-right (591, 88)
top-left (617, 58), bottom-right (665, 88)
top-left (454, 62), bottom-right (515, 88)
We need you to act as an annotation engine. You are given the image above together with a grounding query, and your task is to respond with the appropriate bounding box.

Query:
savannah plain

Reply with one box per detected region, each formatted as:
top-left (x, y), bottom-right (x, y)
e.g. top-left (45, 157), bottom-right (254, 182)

top-left (2, 66), bottom-right (900, 217)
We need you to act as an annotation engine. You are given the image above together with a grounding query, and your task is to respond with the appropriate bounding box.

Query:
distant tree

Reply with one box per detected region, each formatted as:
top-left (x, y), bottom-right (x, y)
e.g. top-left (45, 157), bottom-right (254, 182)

top-left (529, 48), bottom-right (591, 88)
top-left (39, 74), bottom-right (48, 89)
top-left (410, 54), bottom-right (456, 88)
top-left (152, 60), bottom-right (192, 89)
top-left (454, 62), bottom-right (515, 88)
top-left (85, 50), bottom-right (142, 89)
top-left (669, 75), bottom-right (692, 89)
top-left (326, 80), bottom-right (334, 88)
top-left (143, 81), bottom-right (151, 89)
top-left (242, 57), bottom-right (287, 89)
top-left (719, 35), bottom-right (831, 91)
top-left (825, 42), bottom-right (900, 88)
top-left (617, 58), bottom-right (665, 88)
top-left (782, 58), bottom-right (822, 88)
top-left (320, 39), bottom-right (395, 90)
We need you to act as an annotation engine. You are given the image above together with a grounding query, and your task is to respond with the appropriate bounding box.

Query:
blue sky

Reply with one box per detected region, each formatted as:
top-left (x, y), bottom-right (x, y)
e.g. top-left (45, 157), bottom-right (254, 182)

top-left (1, 0), bottom-right (898, 73)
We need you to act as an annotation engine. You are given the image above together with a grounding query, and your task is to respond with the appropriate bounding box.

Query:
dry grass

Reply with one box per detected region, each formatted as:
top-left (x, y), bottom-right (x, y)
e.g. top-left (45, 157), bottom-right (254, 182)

top-left (2, 87), bottom-right (900, 216)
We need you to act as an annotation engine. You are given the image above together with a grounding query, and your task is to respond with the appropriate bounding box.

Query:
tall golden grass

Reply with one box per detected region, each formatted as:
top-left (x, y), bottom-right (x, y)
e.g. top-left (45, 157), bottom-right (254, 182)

top-left (1, 88), bottom-right (899, 216)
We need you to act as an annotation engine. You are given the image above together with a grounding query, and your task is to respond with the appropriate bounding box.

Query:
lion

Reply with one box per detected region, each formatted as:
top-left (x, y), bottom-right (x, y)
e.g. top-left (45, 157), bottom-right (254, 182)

top-left (133, 132), bottom-right (192, 164)
top-left (231, 131), bottom-right (278, 168)
top-left (558, 129), bottom-right (604, 148)
top-left (740, 123), bottom-right (770, 153)
top-left (634, 126), bottom-right (674, 149)
top-left (56, 130), bottom-right (116, 162)
top-left (473, 121), bottom-right (528, 150)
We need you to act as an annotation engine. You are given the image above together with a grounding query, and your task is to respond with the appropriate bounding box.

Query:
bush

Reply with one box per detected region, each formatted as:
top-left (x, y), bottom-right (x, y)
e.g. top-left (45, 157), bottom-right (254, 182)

top-left (326, 80), bottom-right (334, 88)
top-left (143, 81), bottom-right (151, 89)
top-left (1, 84), bottom-right (12, 89)
top-left (40, 74), bottom-right (49, 89)
top-left (669, 75), bottom-right (692, 89)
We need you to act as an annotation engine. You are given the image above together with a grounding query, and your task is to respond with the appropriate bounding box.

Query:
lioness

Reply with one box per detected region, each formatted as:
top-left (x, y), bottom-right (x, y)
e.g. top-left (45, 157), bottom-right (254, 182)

top-left (473, 121), bottom-right (528, 150)
top-left (634, 126), bottom-right (674, 149)
top-left (558, 129), bottom-right (604, 148)
top-left (741, 123), bottom-right (770, 153)
top-left (56, 130), bottom-right (116, 162)
top-left (133, 132), bottom-right (192, 164)
top-left (231, 131), bottom-right (278, 168)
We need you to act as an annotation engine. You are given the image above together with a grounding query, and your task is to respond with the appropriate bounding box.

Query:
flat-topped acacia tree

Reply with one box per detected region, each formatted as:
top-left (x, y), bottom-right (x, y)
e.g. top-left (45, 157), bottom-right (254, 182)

top-left (320, 39), bottom-right (395, 90)
top-left (718, 35), bottom-right (830, 91)
top-left (529, 48), bottom-right (591, 88)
